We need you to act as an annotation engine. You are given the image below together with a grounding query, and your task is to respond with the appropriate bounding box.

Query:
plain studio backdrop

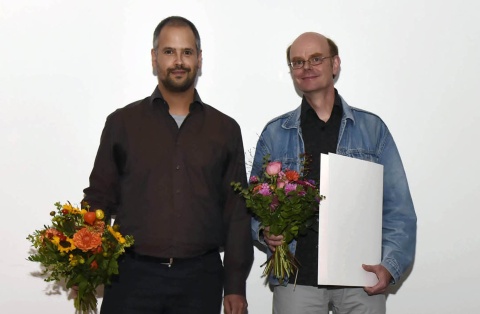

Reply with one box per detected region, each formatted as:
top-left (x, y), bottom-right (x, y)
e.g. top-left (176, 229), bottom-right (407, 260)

top-left (1, 0), bottom-right (479, 313)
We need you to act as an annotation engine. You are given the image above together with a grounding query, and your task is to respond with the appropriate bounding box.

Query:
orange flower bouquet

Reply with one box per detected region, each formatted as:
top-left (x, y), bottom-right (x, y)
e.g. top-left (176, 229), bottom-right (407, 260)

top-left (27, 201), bottom-right (134, 313)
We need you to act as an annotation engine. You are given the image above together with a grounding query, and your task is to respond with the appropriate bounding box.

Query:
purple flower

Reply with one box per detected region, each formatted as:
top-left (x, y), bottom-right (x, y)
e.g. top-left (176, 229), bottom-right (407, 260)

top-left (249, 176), bottom-right (259, 184)
top-left (270, 196), bottom-right (279, 212)
top-left (256, 183), bottom-right (272, 196)
top-left (284, 183), bottom-right (297, 194)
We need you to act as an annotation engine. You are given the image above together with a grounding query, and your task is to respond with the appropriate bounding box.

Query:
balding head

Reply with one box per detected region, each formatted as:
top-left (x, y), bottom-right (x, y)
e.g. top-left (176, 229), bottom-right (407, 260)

top-left (286, 32), bottom-right (338, 64)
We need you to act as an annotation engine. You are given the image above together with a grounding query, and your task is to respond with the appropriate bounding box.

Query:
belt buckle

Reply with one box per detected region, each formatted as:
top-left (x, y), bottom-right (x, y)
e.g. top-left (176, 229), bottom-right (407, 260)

top-left (161, 257), bottom-right (174, 267)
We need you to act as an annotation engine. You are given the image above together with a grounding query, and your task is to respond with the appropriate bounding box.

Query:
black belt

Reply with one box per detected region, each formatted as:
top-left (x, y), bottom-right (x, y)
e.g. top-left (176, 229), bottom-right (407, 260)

top-left (127, 249), bottom-right (218, 267)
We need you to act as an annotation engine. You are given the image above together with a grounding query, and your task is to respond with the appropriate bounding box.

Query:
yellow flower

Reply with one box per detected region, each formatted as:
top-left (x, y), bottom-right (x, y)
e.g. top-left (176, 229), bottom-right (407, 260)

top-left (108, 226), bottom-right (126, 243)
top-left (62, 203), bottom-right (82, 214)
top-left (70, 206), bottom-right (82, 214)
top-left (62, 203), bottom-right (74, 212)
top-left (68, 254), bottom-right (77, 266)
top-left (51, 236), bottom-right (60, 245)
top-left (57, 238), bottom-right (76, 253)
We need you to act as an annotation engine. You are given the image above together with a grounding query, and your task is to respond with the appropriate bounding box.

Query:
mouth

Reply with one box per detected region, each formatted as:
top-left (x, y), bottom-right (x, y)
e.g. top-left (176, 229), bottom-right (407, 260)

top-left (301, 75), bottom-right (318, 81)
top-left (169, 66), bottom-right (190, 76)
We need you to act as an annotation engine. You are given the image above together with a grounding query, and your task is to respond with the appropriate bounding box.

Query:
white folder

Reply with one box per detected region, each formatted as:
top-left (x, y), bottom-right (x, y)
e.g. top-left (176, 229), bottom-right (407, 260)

top-left (317, 153), bottom-right (383, 287)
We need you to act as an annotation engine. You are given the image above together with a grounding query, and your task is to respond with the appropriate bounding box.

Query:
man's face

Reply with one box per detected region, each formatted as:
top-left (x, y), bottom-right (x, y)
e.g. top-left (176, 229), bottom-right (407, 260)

top-left (289, 33), bottom-right (340, 94)
top-left (151, 25), bottom-right (202, 93)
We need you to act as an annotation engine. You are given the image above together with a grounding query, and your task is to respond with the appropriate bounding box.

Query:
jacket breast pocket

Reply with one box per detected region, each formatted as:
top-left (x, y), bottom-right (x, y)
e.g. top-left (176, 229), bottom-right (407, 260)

top-left (340, 149), bottom-right (379, 163)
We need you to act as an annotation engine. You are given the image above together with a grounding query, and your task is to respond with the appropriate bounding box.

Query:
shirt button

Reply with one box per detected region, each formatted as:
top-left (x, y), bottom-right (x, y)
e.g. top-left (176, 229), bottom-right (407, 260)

top-left (176, 165), bottom-right (180, 170)
top-left (176, 189), bottom-right (180, 193)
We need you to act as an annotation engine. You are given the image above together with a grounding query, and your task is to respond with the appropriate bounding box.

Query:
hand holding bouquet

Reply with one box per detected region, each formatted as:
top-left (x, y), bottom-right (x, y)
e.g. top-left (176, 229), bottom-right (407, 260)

top-left (27, 201), bottom-right (134, 313)
top-left (232, 155), bottom-right (324, 284)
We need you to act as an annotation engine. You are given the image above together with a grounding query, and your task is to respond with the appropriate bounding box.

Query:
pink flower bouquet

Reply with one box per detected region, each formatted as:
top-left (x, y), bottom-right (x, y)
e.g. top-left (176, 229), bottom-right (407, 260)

top-left (232, 155), bottom-right (324, 284)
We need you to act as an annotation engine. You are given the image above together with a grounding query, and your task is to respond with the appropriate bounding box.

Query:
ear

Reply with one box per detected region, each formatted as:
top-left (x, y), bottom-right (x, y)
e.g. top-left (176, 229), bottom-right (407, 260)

top-left (197, 49), bottom-right (203, 70)
top-left (151, 48), bottom-right (158, 75)
top-left (332, 55), bottom-right (341, 77)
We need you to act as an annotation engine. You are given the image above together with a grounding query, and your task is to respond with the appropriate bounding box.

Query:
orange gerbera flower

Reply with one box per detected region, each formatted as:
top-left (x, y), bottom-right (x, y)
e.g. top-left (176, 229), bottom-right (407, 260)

top-left (73, 228), bottom-right (102, 252)
top-left (284, 170), bottom-right (300, 182)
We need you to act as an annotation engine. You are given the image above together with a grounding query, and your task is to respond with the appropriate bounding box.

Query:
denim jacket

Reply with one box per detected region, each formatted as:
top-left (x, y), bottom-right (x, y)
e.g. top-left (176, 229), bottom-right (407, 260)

top-left (250, 95), bottom-right (417, 286)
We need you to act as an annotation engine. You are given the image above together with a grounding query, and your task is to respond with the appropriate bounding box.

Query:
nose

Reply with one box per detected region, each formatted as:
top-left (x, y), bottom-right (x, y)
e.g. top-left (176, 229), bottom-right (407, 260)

top-left (174, 52), bottom-right (184, 66)
top-left (302, 60), bottom-right (312, 70)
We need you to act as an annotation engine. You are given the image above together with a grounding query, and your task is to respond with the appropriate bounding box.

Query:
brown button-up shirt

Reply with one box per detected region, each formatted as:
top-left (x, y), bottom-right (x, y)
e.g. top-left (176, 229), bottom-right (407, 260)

top-left (83, 86), bottom-right (253, 295)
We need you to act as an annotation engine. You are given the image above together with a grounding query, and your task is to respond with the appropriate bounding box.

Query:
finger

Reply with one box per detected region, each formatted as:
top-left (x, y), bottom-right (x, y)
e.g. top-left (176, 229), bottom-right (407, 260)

top-left (362, 264), bottom-right (374, 272)
top-left (223, 302), bottom-right (232, 314)
top-left (364, 286), bottom-right (374, 295)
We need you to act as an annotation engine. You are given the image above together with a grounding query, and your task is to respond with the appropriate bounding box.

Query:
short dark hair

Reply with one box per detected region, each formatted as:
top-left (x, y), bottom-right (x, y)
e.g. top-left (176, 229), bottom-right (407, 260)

top-left (152, 16), bottom-right (201, 52)
top-left (286, 36), bottom-right (339, 63)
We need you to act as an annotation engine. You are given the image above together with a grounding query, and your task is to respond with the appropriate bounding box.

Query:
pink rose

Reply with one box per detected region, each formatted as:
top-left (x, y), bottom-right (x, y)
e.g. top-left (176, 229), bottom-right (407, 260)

top-left (266, 161), bottom-right (282, 176)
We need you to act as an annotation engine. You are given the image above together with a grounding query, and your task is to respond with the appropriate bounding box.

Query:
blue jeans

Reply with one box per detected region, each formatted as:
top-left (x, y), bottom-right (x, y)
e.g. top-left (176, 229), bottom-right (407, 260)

top-left (100, 251), bottom-right (224, 314)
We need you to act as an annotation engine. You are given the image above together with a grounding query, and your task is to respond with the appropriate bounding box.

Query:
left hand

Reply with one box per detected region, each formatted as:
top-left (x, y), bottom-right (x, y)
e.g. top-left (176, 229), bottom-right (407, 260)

top-left (362, 264), bottom-right (392, 295)
top-left (70, 285), bottom-right (79, 298)
top-left (224, 294), bottom-right (248, 314)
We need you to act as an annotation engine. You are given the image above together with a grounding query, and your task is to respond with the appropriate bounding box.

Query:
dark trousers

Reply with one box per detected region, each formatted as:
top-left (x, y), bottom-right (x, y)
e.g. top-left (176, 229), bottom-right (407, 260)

top-left (100, 251), bottom-right (224, 314)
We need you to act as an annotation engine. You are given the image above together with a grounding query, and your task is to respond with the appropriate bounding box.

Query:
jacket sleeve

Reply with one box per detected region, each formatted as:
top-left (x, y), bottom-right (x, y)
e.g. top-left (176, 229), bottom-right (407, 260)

top-left (250, 133), bottom-right (269, 245)
top-left (379, 130), bottom-right (417, 284)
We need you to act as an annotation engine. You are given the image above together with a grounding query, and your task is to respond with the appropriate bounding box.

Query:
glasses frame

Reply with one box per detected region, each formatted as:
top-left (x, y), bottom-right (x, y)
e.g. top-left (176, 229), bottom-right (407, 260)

top-left (288, 55), bottom-right (333, 69)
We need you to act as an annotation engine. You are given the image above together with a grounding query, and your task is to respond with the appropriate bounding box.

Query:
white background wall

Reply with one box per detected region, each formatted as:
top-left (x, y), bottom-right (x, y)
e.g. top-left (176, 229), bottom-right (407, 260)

top-left (1, 0), bottom-right (479, 313)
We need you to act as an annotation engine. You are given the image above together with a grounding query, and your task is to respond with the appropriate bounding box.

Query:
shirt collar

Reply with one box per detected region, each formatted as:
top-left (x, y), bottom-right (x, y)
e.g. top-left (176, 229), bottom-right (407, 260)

top-left (150, 86), bottom-right (204, 112)
top-left (300, 88), bottom-right (343, 122)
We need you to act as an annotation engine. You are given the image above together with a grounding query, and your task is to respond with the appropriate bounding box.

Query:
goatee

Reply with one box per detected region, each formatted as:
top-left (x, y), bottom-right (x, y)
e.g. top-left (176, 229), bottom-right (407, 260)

top-left (162, 65), bottom-right (197, 93)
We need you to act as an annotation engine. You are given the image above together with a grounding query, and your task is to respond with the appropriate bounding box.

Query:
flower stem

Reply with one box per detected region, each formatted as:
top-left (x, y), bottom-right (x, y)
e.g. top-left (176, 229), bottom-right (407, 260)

top-left (261, 242), bottom-right (299, 285)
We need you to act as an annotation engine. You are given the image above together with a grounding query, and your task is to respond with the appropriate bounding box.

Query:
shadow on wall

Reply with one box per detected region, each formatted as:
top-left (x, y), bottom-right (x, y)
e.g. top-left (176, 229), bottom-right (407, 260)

top-left (28, 263), bottom-right (105, 303)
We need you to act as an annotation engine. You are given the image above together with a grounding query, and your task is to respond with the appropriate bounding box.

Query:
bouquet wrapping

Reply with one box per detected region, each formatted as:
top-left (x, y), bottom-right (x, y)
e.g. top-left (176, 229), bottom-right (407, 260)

top-left (232, 155), bottom-right (324, 284)
top-left (27, 201), bottom-right (134, 313)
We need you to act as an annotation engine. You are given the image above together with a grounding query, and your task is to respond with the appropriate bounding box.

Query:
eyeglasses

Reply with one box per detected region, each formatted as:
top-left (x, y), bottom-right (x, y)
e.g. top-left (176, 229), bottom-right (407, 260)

top-left (288, 56), bottom-right (333, 69)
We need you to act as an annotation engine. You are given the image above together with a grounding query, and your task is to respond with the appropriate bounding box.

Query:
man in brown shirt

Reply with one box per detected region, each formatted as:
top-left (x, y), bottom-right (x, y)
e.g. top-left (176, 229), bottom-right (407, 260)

top-left (83, 16), bottom-right (253, 314)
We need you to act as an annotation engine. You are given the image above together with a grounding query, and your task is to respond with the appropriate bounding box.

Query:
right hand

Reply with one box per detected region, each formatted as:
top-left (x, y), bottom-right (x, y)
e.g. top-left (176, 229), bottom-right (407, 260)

top-left (263, 226), bottom-right (284, 251)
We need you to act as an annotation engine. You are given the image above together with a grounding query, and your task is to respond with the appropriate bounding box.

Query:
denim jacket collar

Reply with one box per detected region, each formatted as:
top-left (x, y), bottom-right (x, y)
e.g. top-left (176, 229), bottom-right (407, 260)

top-left (282, 94), bottom-right (355, 130)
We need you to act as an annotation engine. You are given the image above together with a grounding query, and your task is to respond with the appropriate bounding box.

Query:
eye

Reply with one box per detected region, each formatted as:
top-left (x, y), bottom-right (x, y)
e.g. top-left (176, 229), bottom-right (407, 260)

top-left (163, 48), bottom-right (174, 55)
top-left (183, 49), bottom-right (194, 56)
top-left (291, 60), bottom-right (304, 66)
top-left (311, 57), bottom-right (322, 63)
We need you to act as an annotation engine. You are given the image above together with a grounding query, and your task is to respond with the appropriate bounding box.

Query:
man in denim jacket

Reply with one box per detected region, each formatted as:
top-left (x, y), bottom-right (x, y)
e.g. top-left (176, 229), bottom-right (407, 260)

top-left (250, 32), bottom-right (417, 314)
